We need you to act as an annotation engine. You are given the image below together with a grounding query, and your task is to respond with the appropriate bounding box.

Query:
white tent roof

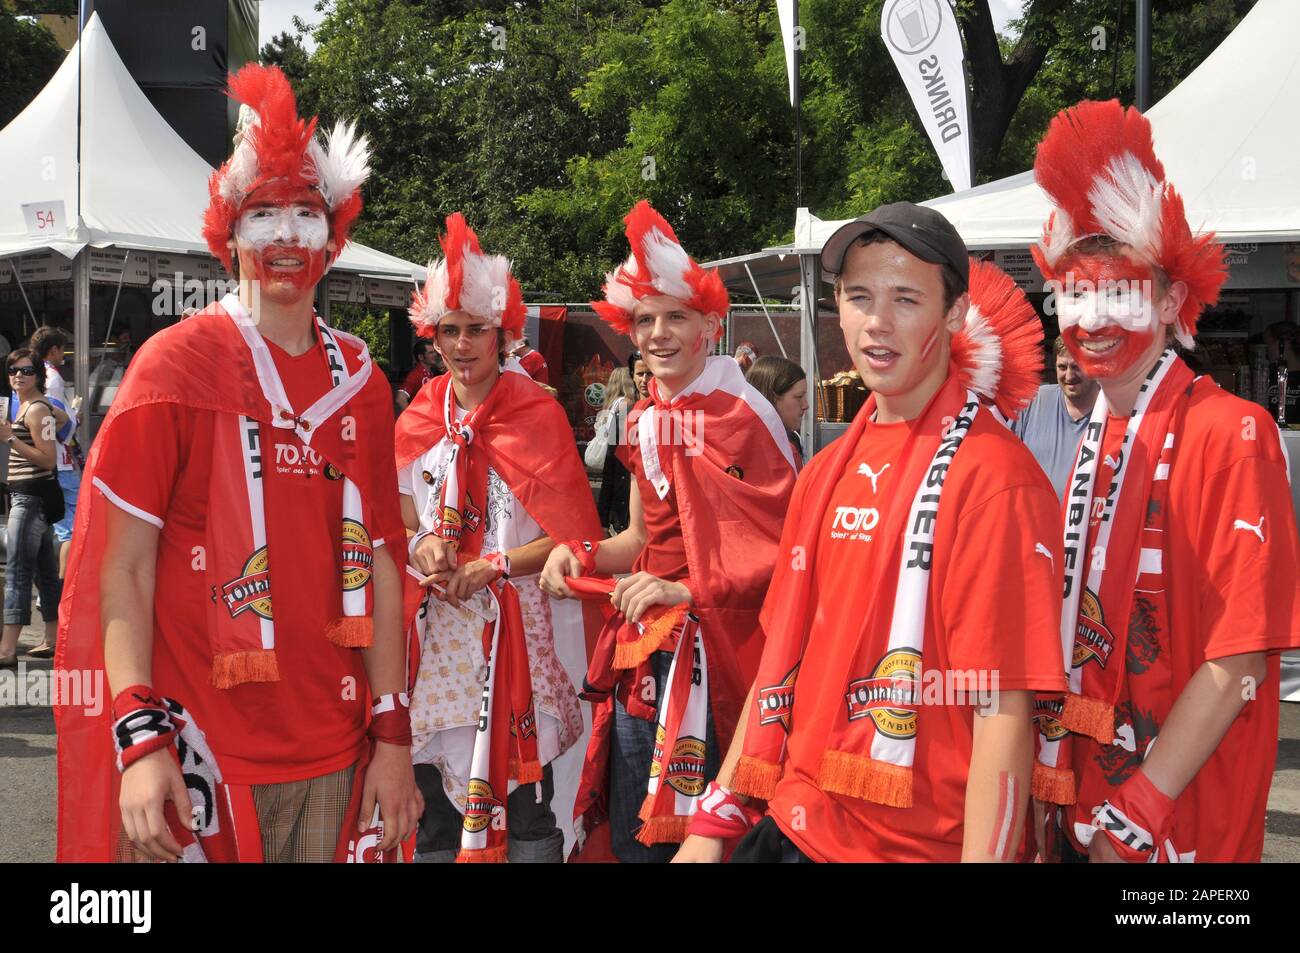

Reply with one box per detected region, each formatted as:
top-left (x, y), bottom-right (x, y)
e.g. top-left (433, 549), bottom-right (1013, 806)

top-left (0, 13), bottom-right (424, 281)
top-left (713, 0), bottom-right (1299, 293)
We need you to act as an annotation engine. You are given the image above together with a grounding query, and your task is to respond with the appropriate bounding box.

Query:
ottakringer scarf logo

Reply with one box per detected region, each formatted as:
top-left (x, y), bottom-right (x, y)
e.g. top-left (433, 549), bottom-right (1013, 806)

top-left (1073, 588), bottom-right (1115, 669)
top-left (462, 778), bottom-right (503, 833)
top-left (844, 648), bottom-right (922, 739)
top-left (340, 519), bottom-right (374, 591)
top-left (220, 546), bottom-right (273, 621)
top-left (1033, 696), bottom-right (1068, 742)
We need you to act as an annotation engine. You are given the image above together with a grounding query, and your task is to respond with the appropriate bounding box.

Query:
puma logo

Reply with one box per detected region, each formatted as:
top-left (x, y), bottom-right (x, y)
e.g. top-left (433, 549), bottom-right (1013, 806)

top-left (1232, 515), bottom-right (1265, 543)
top-left (1034, 542), bottom-right (1054, 568)
top-left (856, 462), bottom-right (889, 493)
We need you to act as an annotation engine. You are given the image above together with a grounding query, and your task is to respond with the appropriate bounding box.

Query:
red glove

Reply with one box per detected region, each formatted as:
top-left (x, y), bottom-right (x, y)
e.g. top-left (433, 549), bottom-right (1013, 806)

top-left (1093, 770), bottom-right (1175, 863)
top-left (686, 781), bottom-right (763, 840)
top-left (368, 692), bottom-right (413, 746)
top-left (111, 684), bottom-right (176, 772)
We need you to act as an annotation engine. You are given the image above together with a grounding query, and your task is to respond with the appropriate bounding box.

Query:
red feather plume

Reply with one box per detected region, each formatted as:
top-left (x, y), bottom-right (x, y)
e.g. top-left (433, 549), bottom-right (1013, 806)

top-left (1033, 99), bottom-right (1164, 257)
top-left (951, 259), bottom-right (1044, 419)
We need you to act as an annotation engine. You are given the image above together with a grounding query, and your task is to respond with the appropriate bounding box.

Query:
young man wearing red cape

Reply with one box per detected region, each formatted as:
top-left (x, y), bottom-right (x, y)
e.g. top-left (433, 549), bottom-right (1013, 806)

top-left (393, 214), bottom-right (601, 863)
top-left (1028, 101), bottom-right (1300, 863)
top-left (54, 64), bottom-right (421, 863)
top-left (674, 202), bottom-right (1067, 863)
top-left (538, 201), bottom-right (797, 862)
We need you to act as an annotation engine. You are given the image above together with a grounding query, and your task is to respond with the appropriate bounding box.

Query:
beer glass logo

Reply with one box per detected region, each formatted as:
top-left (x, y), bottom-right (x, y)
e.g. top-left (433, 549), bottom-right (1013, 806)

top-left (884, 0), bottom-right (943, 56)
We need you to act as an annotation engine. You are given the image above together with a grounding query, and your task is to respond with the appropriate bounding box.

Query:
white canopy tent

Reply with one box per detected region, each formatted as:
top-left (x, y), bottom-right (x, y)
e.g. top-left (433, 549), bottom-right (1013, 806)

top-left (0, 13), bottom-right (424, 441)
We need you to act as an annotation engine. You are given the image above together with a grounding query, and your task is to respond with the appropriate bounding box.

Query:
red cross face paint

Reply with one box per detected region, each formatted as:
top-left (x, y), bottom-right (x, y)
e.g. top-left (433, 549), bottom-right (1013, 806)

top-left (234, 183), bottom-right (332, 297)
top-left (1054, 255), bottom-right (1159, 379)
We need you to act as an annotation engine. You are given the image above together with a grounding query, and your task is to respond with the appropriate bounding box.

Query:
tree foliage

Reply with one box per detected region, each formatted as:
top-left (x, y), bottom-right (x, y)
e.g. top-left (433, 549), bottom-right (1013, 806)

top-left (249, 0), bottom-right (1256, 300)
top-left (0, 5), bottom-right (64, 130)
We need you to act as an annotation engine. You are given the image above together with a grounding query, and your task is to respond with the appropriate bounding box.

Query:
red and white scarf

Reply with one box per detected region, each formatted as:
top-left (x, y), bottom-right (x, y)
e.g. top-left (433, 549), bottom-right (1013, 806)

top-left (734, 376), bottom-right (980, 807)
top-left (455, 579), bottom-right (542, 862)
top-left (1034, 349), bottom-right (1193, 801)
top-left (207, 297), bottom-right (377, 688)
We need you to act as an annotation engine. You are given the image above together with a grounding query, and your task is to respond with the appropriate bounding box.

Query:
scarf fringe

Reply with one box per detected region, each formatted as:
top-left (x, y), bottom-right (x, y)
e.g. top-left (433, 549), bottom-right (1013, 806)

top-left (817, 749), bottom-right (913, 808)
top-left (455, 845), bottom-right (508, 863)
top-left (1061, 692), bottom-right (1114, 744)
top-left (612, 607), bottom-right (683, 670)
top-left (511, 758), bottom-right (544, 784)
top-left (731, 755), bottom-right (782, 800)
top-left (1032, 763), bottom-right (1077, 805)
top-left (635, 813), bottom-right (691, 846)
top-left (211, 649), bottom-right (280, 689)
top-left (325, 615), bottom-right (374, 648)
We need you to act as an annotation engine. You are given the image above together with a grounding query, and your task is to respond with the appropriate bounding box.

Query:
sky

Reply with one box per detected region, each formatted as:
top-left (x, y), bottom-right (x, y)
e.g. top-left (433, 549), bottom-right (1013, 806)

top-left (256, 1), bottom-right (1030, 52)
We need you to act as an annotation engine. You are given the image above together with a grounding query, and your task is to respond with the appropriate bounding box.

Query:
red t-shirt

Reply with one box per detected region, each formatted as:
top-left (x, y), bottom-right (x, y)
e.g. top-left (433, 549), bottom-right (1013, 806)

top-left (519, 349), bottom-right (548, 386)
top-left (616, 409), bottom-right (690, 583)
top-left (768, 412), bottom-right (1068, 862)
top-left (1065, 379), bottom-right (1300, 861)
top-left (95, 339), bottom-right (369, 784)
top-left (400, 364), bottom-right (432, 400)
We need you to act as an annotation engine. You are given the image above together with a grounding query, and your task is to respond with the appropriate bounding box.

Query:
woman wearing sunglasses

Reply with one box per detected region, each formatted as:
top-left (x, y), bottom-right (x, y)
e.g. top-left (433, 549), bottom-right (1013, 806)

top-left (0, 347), bottom-right (63, 667)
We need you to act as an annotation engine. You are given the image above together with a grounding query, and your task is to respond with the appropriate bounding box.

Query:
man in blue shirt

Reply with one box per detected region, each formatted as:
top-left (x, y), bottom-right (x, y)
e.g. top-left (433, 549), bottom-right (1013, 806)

top-left (1011, 336), bottom-right (1099, 501)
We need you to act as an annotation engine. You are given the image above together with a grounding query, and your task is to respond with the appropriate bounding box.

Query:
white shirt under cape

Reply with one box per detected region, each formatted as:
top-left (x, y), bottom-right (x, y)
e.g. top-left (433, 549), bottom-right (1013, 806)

top-left (399, 400), bottom-right (584, 812)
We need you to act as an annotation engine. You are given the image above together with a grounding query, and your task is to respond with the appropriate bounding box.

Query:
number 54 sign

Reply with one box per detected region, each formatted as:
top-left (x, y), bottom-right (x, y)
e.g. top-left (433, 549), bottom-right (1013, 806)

top-left (21, 201), bottom-right (66, 238)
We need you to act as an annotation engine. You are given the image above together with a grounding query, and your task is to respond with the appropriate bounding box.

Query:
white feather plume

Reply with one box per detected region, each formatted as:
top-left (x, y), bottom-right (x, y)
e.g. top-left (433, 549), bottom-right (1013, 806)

top-left (310, 120), bottom-right (371, 210)
top-left (603, 255), bottom-right (638, 314)
top-left (960, 305), bottom-right (1002, 401)
top-left (411, 259), bottom-right (450, 331)
top-left (1040, 209), bottom-right (1076, 269)
top-left (220, 105), bottom-right (262, 204)
top-left (1088, 152), bottom-right (1163, 261)
top-left (459, 245), bottom-right (515, 325)
top-left (642, 228), bottom-right (694, 300)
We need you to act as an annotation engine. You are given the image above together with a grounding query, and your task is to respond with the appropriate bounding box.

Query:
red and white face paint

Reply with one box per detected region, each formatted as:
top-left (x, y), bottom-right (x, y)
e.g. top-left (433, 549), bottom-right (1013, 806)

top-left (234, 184), bottom-right (332, 294)
top-left (1053, 255), bottom-right (1158, 379)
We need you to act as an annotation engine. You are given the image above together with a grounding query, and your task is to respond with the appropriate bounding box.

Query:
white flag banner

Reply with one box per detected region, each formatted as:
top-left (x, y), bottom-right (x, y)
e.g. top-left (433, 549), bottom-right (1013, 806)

top-left (880, 0), bottom-right (972, 192)
top-left (776, 0), bottom-right (797, 107)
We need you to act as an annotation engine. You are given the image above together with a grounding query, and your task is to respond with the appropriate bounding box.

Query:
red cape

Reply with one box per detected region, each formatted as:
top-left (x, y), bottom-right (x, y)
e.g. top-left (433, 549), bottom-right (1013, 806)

top-left (394, 367), bottom-right (602, 548)
top-left (54, 300), bottom-right (405, 862)
top-left (571, 356), bottom-right (797, 856)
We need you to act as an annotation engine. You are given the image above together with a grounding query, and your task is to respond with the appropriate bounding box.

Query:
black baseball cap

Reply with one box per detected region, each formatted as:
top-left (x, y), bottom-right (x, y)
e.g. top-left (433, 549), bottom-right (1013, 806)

top-left (820, 201), bottom-right (969, 291)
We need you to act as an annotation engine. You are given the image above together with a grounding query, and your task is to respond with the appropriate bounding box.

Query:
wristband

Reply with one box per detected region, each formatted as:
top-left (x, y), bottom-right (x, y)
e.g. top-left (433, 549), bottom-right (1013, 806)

top-left (1094, 770), bottom-right (1175, 863)
top-left (369, 692), bottom-right (412, 746)
top-left (408, 530), bottom-right (433, 559)
top-left (111, 684), bottom-right (177, 773)
top-left (482, 551), bottom-right (511, 581)
top-left (562, 539), bottom-right (599, 576)
top-left (685, 781), bottom-right (763, 840)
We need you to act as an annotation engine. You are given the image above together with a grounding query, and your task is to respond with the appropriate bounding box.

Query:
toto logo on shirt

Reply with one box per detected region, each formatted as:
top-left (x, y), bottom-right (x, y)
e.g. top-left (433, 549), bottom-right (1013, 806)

top-left (844, 648), bottom-right (922, 739)
top-left (757, 664), bottom-right (799, 733)
top-left (219, 546), bottom-right (273, 620)
top-left (830, 506), bottom-right (880, 541)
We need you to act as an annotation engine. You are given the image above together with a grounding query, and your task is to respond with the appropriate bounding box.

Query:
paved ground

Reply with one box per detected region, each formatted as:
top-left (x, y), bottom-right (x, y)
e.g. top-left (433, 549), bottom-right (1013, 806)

top-left (3, 615), bottom-right (1298, 862)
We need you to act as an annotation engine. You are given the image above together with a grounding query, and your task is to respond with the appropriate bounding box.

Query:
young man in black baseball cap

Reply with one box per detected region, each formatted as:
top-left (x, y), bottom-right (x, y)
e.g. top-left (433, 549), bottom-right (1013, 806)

top-left (673, 201), bottom-right (1067, 862)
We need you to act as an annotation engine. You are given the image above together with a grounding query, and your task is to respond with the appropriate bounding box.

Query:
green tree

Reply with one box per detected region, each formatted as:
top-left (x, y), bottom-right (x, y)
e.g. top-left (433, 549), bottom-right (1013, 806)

top-left (0, 4), bottom-right (64, 129)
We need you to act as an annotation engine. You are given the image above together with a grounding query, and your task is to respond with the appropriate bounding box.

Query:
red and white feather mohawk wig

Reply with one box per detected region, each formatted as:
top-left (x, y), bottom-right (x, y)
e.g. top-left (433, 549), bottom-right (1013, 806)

top-left (592, 200), bottom-right (730, 337)
top-left (409, 213), bottom-right (526, 338)
top-left (203, 64), bottom-right (370, 273)
top-left (1031, 99), bottom-right (1226, 348)
top-left (951, 258), bottom-right (1044, 420)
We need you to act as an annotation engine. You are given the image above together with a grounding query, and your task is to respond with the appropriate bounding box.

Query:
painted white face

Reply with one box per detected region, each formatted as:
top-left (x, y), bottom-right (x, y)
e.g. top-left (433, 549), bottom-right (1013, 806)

top-left (235, 203), bottom-right (330, 252)
top-left (1055, 281), bottom-right (1154, 334)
